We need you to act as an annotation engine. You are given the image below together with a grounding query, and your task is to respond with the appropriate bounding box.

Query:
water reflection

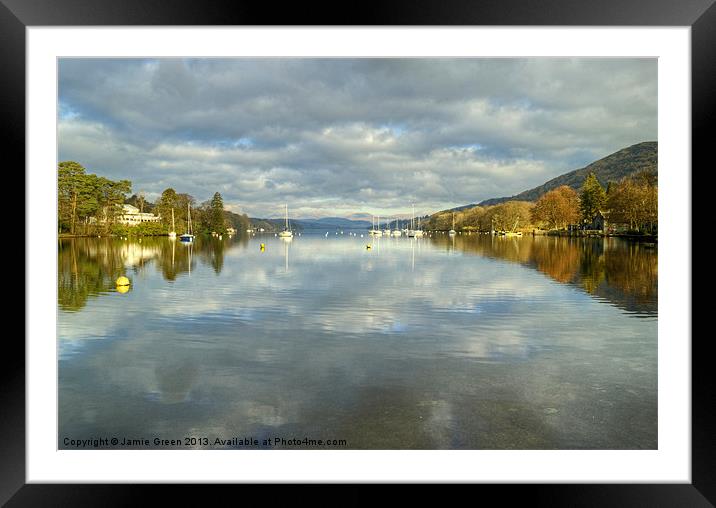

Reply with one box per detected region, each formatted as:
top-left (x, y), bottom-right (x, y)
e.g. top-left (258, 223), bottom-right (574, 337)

top-left (60, 234), bottom-right (655, 315)
top-left (58, 233), bottom-right (657, 449)
top-left (281, 236), bottom-right (291, 272)
top-left (428, 234), bottom-right (657, 316)
top-left (58, 235), bottom-right (247, 311)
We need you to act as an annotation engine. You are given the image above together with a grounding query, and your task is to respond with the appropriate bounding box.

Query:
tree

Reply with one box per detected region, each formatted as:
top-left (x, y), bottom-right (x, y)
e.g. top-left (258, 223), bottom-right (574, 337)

top-left (531, 185), bottom-right (580, 230)
top-left (175, 193), bottom-right (196, 234)
top-left (137, 192), bottom-right (146, 214)
top-left (579, 172), bottom-right (607, 224)
top-left (496, 201), bottom-right (533, 231)
top-left (606, 170), bottom-right (657, 233)
top-left (209, 192), bottom-right (226, 234)
top-left (96, 177), bottom-right (132, 232)
top-left (155, 188), bottom-right (179, 229)
top-left (58, 161), bottom-right (130, 234)
top-left (224, 210), bottom-right (250, 233)
top-left (58, 161), bottom-right (87, 234)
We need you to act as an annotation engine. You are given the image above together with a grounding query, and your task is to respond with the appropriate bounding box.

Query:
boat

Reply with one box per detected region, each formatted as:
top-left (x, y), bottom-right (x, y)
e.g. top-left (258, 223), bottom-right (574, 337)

top-left (504, 218), bottom-right (523, 237)
top-left (369, 215), bottom-right (382, 236)
top-left (179, 202), bottom-right (195, 243)
top-left (449, 212), bottom-right (456, 236)
top-left (407, 204), bottom-right (424, 237)
top-left (278, 204), bottom-right (293, 238)
top-left (391, 219), bottom-right (402, 236)
top-left (383, 217), bottom-right (392, 236)
top-left (168, 208), bottom-right (177, 239)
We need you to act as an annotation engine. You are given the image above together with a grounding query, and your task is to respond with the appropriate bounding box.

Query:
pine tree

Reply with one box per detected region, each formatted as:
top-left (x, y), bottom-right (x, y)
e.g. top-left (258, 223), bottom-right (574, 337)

top-left (209, 192), bottom-right (226, 234)
top-left (156, 188), bottom-right (178, 229)
top-left (579, 172), bottom-right (607, 224)
top-left (58, 161), bottom-right (87, 234)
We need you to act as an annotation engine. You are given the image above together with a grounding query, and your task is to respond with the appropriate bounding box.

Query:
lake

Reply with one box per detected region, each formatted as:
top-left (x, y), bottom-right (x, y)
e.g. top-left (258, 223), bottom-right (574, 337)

top-left (58, 232), bottom-right (657, 449)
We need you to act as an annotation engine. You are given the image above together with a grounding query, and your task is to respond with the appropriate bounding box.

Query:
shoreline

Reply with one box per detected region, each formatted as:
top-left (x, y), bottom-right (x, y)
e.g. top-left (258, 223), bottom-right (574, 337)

top-left (427, 229), bottom-right (657, 242)
top-left (59, 231), bottom-right (657, 242)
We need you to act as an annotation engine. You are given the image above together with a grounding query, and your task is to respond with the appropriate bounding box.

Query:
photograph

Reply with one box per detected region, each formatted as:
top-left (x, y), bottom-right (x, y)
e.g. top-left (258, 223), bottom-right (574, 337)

top-left (56, 57), bottom-right (659, 451)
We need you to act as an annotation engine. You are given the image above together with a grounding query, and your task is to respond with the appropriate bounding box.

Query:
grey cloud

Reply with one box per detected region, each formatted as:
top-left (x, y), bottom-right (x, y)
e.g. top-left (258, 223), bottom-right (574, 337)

top-left (58, 58), bottom-right (657, 218)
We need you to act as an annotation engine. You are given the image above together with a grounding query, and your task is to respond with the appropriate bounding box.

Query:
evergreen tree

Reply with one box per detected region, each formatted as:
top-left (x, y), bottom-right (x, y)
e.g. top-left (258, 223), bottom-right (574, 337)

top-left (155, 188), bottom-right (179, 229)
top-left (579, 172), bottom-right (607, 224)
top-left (58, 161), bottom-right (87, 234)
top-left (209, 192), bottom-right (226, 234)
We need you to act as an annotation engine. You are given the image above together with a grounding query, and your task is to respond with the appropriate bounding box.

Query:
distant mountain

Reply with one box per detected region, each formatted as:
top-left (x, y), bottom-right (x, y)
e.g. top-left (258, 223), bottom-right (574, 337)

top-left (247, 216), bottom-right (372, 231)
top-left (346, 212), bottom-right (373, 221)
top-left (471, 141), bottom-right (657, 208)
top-left (294, 217), bottom-right (372, 229)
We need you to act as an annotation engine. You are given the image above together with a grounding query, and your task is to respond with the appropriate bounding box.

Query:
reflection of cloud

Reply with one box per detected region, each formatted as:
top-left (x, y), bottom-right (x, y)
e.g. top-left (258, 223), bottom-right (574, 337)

top-left (154, 361), bottom-right (198, 404)
top-left (58, 235), bottom-right (657, 449)
top-left (423, 400), bottom-right (454, 448)
top-left (453, 330), bottom-right (531, 360)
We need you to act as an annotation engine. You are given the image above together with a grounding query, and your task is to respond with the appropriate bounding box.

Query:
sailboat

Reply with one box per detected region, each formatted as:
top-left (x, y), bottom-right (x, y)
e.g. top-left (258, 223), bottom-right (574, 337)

top-left (168, 208), bottom-right (177, 239)
top-left (408, 204), bottom-right (424, 237)
top-left (179, 202), bottom-right (195, 243)
top-left (504, 218), bottom-right (523, 237)
top-left (449, 212), bottom-right (456, 236)
top-left (391, 217), bottom-right (402, 236)
top-left (278, 204), bottom-right (293, 238)
top-left (369, 215), bottom-right (382, 236)
top-left (383, 216), bottom-right (391, 236)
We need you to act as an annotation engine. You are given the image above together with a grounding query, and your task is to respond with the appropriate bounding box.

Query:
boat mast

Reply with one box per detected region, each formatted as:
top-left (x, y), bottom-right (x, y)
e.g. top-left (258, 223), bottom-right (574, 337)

top-left (187, 202), bottom-right (193, 235)
top-left (285, 203), bottom-right (289, 231)
top-left (171, 208), bottom-right (175, 231)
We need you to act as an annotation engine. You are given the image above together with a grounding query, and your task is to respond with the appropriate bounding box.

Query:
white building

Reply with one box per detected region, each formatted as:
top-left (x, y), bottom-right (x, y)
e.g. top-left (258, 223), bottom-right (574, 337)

top-left (117, 204), bottom-right (161, 225)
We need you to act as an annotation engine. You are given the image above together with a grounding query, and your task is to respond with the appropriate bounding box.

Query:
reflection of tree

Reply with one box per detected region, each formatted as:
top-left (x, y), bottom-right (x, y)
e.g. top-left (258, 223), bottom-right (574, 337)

top-left (436, 235), bottom-right (534, 264)
top-left (577, 240), bottom-right (606, 294)
top-left (531, 238), bottom-right (581, 284)
top-left (602, 241), bottom-right (658, 307)
top-left (197, 236), bottom-right (226, 274)
top-left (428, 234), bottom-right (657, 314)
top-left (58, 234), bottom-right (248, 311)
top-left (58, 238), bottom-right (131, 311)
top-left (158, 239), bottom-right (193, 280)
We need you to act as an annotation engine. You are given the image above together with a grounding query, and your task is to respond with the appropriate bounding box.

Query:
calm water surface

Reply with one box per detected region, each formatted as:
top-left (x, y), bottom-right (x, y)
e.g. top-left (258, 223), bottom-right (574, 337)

top-left (58, 232), bottom-right (657, 449)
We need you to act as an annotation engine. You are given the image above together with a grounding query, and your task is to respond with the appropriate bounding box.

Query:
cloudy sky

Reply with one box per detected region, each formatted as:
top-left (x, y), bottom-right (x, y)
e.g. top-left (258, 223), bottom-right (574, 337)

top-left (58, 58), bottom-right (656, 219)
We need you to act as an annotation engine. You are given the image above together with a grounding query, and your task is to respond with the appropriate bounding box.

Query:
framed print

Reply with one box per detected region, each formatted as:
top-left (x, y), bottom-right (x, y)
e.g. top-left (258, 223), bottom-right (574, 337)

top-left (6, 0), bottom-right (711, 504)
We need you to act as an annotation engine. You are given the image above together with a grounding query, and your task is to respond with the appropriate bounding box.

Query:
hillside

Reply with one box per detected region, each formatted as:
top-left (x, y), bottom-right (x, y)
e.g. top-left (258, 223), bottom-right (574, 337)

top-left (475, 141), bottom-right (657, 207)
top-left (295, 217), bottom-right (372, 229)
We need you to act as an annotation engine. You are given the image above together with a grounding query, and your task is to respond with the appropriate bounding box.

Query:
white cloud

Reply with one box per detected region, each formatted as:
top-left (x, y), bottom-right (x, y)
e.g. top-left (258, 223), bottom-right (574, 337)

top-left (58, 58), bottom-right (657, 217)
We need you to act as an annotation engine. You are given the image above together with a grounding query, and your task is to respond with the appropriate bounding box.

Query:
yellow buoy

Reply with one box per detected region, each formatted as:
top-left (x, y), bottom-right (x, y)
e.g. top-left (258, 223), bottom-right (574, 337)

top-left (260, 243), bottom-right (265, 251)
top-left (116, 276), bottom-right (130, 286)
top-left (116, 284), bottom-right (130, 294)
top-left (366, 244), bottom-right (371, 250)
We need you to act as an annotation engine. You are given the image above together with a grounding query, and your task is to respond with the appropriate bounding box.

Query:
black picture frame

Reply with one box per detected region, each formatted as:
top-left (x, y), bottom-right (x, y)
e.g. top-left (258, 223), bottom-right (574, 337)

top-left (5, 0), bottom-right (709, 504)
